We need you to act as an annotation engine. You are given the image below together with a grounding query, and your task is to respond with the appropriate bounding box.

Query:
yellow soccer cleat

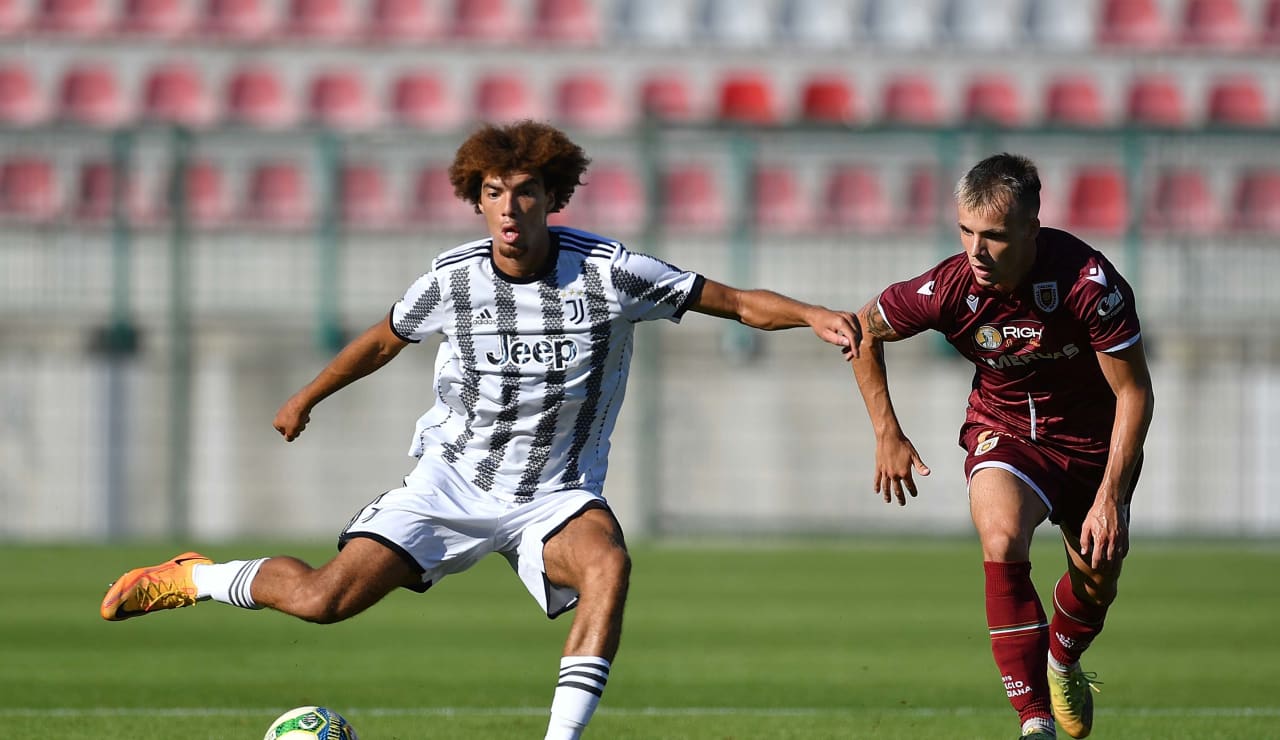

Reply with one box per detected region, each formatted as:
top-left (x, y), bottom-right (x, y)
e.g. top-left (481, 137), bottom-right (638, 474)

top-left (100, 551), bottom-right (211, 621)
top-left (1047, 663), bottom-right (1101, 738)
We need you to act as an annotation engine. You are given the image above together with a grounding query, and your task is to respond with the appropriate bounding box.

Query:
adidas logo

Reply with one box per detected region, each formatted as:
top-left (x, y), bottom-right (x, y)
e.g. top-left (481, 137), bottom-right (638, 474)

top-left (474, 309), bottom-right (495, 325)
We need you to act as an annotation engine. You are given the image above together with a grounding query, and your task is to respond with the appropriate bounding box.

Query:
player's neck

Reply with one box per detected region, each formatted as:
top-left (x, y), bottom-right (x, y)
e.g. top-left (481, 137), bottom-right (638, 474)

top-left (492, 228), bottom-right (554, 280)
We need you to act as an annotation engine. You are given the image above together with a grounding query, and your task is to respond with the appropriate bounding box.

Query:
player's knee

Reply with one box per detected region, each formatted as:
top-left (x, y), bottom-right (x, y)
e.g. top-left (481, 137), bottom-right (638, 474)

top-left (582, 545), bottom-right (631, 597)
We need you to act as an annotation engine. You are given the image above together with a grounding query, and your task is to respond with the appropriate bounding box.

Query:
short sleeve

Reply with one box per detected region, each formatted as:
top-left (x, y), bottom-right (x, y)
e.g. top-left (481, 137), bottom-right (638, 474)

top-left (876, 267), bottom-right (946, 339)
top-left (390, 270), bottom-right (447, 342)
top-left (610, 244), bottom-right (702, 323)
top-left (1076, 257), bottom-right (1142, 353)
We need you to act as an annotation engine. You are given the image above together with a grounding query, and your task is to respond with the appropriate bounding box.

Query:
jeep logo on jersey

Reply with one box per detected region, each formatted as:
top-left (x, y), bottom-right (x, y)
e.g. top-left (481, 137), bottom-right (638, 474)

top-left (1033, 281), bottom-right (1059, 312)
top-left (1097, 286), bottom-right (1125, 320)
top-left (485, 334), bottom-right (579, 370)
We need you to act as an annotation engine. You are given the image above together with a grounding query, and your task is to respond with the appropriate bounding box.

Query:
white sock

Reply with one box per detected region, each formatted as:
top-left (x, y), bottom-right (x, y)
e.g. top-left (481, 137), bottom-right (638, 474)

top-left (192, 559), bottom-right (267, 609)
top-left (1022, 716), bottom-right (1055, 736)
top-left (544, 656), bottom-right (610, 740)
top-left (1047, 653), bottom-right (1076, 675)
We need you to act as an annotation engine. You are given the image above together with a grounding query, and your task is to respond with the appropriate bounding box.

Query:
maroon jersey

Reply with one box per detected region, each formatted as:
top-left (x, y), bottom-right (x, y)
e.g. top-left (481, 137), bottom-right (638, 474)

top-left (877, 227), bottom-right (1142, 456)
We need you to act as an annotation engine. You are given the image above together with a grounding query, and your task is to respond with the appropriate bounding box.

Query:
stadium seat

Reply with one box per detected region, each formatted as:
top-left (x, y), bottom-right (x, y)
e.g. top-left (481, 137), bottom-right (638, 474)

top-left (283, 0), bottom-right (357, 40)
top-left (388, 70), bottom-right (459, 130)
top-left (1180, 0), bottom-right (1252, 47)
top-left (1043, 74), bottom-right (1107, 128)
top-left (58, 63), bottom-right (128, 127)
top-left (1206, 75), bottom-right (1268, 127)
top-left (1097, 0), bottom-right (1169, 47)
top-left (1023, 0), bottom-right (1093, 49)
top-left (338, 162), bottom-right (394, 228)
top-left (862, 0), bottom-right (936, 48)
top-left (202, 0), bottom-right (275, 40)
top-left (472, 73), bottom-right (540, 124)
top-left (824, 164), bottom-right (892, 232)
top-left (1231, 168), bottom-right (1280, 232)
top-left (141, 62), bottom-right (213, 127)
top-left (73, 160), bottom-right (144, 222)
top-left (1066, 166), bottom-right (1129, 235)
top-left (1125, 74), bottom-right (1186, 127)
top-left (798, 74), bottom-right (859, 125)
top-left (532, 0), bottom-right (600, 44)
top-left (0, 0), bottom-right (30, 34)
top-left (163, 159), bottom-right (229, 227)
top-left (365, 0), bottom-right (441, 42)
top-left (408, 164), bottom-right (475, 228)
top-left (224, 65), bottom-right (295, 128)
top-left (0, 62), bottom-right (46, 125)
top-left (36, 0), bottom-right (110, 35)
top-left (697, 0), bottom-right (775, 47)
top-left (577, 163), bottom-right (644, 233)
top-left (752, 164), bottom-right (808, 234)
top-left (940, 0), bottom-right (1021, 49)
top-left (638, 73), bottom-right (697, 122)
top-left (1144, 167), bottom-right (1219, 234)
top-left (0, 156), bottom-right (58, 221)
top-left (879, 74), bottom-right (942, 126)
top-left (244, 160), bottom-right (311, 227)
top-left (901, 165), bottom-right (941, 230)
top-left (614, 0), bottom-right (695, 46)
top-left (307, 68), bottom-right (377, 130)
top-left (659, 163), bottom-right (726, 232)
top-left (716, 72), bottom-right (777, 125)
top-left (1265, 0), bottom-right (1280, 46)
top-left (450, 0), bottom-right (520, 41)
top-left (553, 73), bottom-right (629, 133)
top-left (778, 0), bottom-right (856, 47)
top-left (962, 74), bottom-right (1024, 127)
top-left (118, 0), bottom-right (194, 36)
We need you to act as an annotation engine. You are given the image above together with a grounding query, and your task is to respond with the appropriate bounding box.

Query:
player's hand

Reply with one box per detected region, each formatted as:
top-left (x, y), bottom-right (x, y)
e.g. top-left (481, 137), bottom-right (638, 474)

top-left (1079, 497), bottom-right (1129, 569)
top-left (810, 309), bottom-right (861, 360)
top-left (273, 395), bottom-right (313, 441)
top-left (873, 435), bottom-right (931, 506)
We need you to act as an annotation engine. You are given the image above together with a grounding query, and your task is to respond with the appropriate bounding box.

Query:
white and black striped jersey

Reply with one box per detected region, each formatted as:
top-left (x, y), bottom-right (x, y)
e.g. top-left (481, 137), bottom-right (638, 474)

top-left (390, 226), bottom-right (705, 501)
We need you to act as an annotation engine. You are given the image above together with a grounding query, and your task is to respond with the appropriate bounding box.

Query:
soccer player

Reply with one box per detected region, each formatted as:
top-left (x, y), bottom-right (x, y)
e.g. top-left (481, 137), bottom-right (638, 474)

top-left (100, 120), bottom-right (861, 740)
top-left (846, 153), bottom-right (1153, 739)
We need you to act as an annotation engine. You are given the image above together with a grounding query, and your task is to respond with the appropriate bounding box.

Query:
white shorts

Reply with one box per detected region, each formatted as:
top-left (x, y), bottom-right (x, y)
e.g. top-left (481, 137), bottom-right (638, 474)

top-left (338, 459), bottom-right (611, 618)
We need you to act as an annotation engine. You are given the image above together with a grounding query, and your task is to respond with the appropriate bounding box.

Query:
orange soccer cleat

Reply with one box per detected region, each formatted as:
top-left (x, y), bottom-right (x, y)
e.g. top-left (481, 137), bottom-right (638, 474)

top-left (100, 551), bottom-right (211, 621)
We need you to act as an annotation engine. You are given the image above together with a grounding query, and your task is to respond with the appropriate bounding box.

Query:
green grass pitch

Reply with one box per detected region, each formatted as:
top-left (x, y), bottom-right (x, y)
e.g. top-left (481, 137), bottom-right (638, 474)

top-left (2, 536), bottom-right (1277, 739)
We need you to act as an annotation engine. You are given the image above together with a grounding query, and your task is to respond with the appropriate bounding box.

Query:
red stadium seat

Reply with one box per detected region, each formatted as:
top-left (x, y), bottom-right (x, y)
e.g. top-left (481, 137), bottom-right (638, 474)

top-left (307, 68), bottom-right (376, 130)
top-left (901, 165), bottom-right (941, 230)
top-left (58, 63), bottom-right (128, 127)
top-left (202, 0), bottom-right (274, 40)
top-left (408, 164), bottom-right (475, 228)
top-left (638, 73), bottom-right (696, 123)
top-left (141, 62), bottom-right (213, 127)
top-left (753, 164), bottom-right (809, 234)
top-left (451, 0), bottom-right (520, 41)
top-left (716, 72), bottom-right (777, 125)
top-left (1206, 75), bottom-right (1268, 127)
top-left (880, 74), bottom-right (942, 126)
top-left (532, 0), bottom-right (599, 44)
top-left (1044, 75), bottom-right (1107, 128)
top-left (283, 0), bottom-right (357, 40)
top-left (473, 73), bottom-right (540, 124)
top-left (1232, 169), bottom-right (1280, 232)
top-left (798, 74), bottom-right (858, 125)
top-left (554, 73), bottom-right (629, 133)
top-left (36, 0), bottom-right (109, 35)
top-left (0, 0), bottom-right (30, 34)
top-left (1181, 0), bottom-right (1252, 47)
top-left (0, 62), bottom-right (46, 125)
top-left (0, 156), bottom-right (58, 221)
top-left (119, 0), bottom-right (194, 36)
top-left (1266, 0), bottom-right (1280, 46)
top-left (339, 162), bottom-right (395, 228)
top-left (1144, 167), bottom-right (1219, 234)
top-left (825, 164), bottom-right (892, 232)
top-left (224, 65), bottom-right (295, 128)
top-left (1097, 0), bottom-right (1169, 47)
top-left (73, 160), bottom-right (145, 222)
top-left (366, 0), bottom-right (441, 42)
top-left (163, 159), bottom-right (229, 227)
top-left (962, 74), bottom-right (1023, 127)
top-left (244, 160), bottom-right (311, 227)
top-left (578, 163), bottom-right (644, 233)
top-left (388, 70), bottom-right (459, 130)
top-left (1067, 166), bottom-right (1129, 235)
top-left (1125, 75), bottom-right (1185, 128)
top-left (660, 163), bottom-right (726, 232)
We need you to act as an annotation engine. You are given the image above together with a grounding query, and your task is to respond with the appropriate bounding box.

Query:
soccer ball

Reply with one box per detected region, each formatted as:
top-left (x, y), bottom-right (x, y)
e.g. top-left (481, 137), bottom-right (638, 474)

top-left (263, 706), bottom-right (359, 740)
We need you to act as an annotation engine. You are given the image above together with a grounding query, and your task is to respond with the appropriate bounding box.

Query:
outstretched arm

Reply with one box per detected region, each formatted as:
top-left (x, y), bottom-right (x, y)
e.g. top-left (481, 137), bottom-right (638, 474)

top-left (850, 299), bottom-right (930, 505)
top-left (690, 278), bottom-right (860, 358)
top-left (274, 314), bottom-right (410, 441)
top-left (1080, 339), bottom-right (1154, 568)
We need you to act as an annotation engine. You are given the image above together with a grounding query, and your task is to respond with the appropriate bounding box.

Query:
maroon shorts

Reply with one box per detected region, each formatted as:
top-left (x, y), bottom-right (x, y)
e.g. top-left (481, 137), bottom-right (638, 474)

top-left (960, 424), bottom-right (1141, 532)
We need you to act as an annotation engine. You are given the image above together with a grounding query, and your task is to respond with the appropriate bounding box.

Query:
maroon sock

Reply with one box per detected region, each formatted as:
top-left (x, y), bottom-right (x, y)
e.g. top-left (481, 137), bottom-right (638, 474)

top-left (984, 561), bottom-right (1052, 725)
top-left (1049, 572), bottom-right (1108, 667)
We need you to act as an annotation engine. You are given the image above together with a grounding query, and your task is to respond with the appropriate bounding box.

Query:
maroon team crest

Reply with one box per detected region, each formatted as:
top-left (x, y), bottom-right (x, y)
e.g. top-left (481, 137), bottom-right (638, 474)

top-left (1032, 281), bottom-right (1059, 312)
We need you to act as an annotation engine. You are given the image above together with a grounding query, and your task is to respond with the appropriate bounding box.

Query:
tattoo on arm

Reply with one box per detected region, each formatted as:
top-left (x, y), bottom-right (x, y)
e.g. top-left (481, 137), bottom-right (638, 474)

top-left (865, 305), bottom-right (897, 340)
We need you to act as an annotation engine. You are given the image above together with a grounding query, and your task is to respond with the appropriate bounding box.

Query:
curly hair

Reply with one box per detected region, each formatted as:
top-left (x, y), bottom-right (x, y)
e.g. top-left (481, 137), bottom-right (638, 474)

top-left (448, 120), bottom-right (591, 214)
